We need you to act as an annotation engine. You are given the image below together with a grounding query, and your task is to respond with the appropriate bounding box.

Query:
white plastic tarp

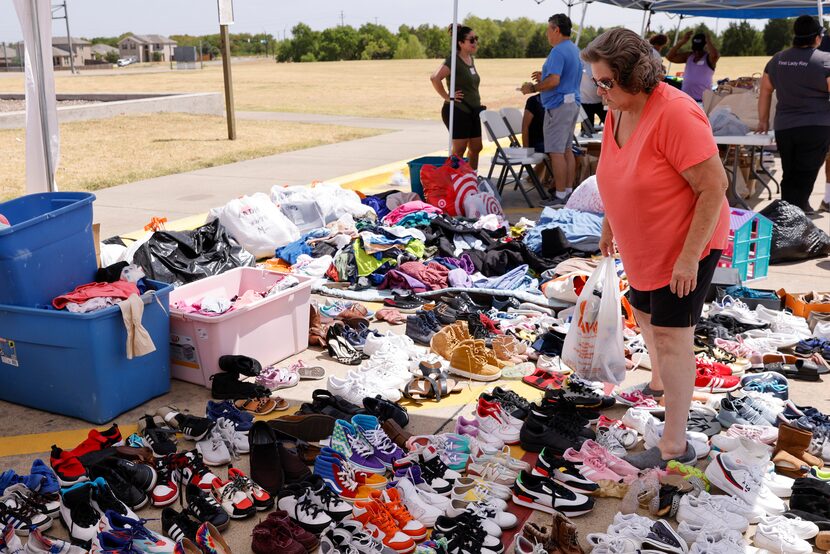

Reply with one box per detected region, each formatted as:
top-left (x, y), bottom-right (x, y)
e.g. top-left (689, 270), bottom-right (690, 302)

top-left (13, 0), bottom-right (59, 194)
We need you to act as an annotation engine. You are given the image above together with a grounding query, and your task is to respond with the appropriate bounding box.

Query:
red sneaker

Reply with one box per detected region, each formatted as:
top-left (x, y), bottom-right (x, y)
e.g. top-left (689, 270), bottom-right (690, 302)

top-left (695, 364), bottom-right (740, 393)
top-left (370, 488), bottom-right (427, 541)
top-left (695, 357), bottom-right (733, 377)
top-left (49, 446), bottom-right (88, 486)
top-left (65, 424), bottom-right (122, 458)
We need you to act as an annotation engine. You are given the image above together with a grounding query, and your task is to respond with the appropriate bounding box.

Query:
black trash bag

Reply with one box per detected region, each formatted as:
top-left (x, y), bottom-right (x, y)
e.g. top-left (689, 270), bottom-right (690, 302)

top-left (132, 219), bottom-right (255, 285)
top-left (758, 200), bottom-right (830, 264)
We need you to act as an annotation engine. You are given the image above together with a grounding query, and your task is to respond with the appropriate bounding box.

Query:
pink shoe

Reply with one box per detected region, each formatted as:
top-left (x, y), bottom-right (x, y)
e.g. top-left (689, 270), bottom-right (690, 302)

top-left (255, 365), bottom-right (299, 390)
top-left (456, 425), bottom-right (479, 438)
top-left (580, 440), bottom-right (639, 477)
top-left (562, 448), bottom-right (584, 464)
top-left (614, 390), bottom-right (661, 411)
top-left (456, 416), bottom-right (479, 430)
top-left (726, 424), bottom-right (778, 445)
top-left (579, 455), bottom-right (624, 482)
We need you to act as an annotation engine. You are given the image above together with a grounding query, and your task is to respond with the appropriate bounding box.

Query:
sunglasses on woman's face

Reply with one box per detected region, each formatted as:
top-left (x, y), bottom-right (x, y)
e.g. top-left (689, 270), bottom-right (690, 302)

top-left (466, 36), bottom-right (479, 43)
top-left (592, 77), bottom-right (614, 91)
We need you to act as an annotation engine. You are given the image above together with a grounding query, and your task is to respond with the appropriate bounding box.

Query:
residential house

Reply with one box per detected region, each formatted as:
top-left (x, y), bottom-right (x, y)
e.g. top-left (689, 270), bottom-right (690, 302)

top-left (52, 46), bottom-right (72, 68)
top-left (90, 43), bottom-right (119, 61)
top-left (0, 44), bottom-right (18, 67)
top-left (118, 34), bottom-right (177, 63)
top-left (52, 36), bottom-right (92, 67)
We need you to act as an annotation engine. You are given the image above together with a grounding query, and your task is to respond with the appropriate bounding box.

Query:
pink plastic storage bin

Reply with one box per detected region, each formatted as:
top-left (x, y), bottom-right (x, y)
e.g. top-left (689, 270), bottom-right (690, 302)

top-left (168, 268), bottom-right (312, 387)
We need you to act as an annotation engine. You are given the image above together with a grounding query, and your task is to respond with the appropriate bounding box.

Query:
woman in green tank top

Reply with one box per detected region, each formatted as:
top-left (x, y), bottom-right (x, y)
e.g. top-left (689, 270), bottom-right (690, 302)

top-left (430, 24), bottom-right (484, 169)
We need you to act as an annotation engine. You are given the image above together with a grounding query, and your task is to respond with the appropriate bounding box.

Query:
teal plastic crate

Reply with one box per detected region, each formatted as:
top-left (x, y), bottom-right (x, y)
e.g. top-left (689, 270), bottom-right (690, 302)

top-left (406, 156), bottom-right (447, 200)
top-left (718, 208), bottom-right (772, 281)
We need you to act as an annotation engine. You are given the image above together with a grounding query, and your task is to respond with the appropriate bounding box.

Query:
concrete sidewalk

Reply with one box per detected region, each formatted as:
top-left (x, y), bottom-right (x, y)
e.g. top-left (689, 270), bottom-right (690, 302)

top-left (92, 113), bottom-right (447, 237)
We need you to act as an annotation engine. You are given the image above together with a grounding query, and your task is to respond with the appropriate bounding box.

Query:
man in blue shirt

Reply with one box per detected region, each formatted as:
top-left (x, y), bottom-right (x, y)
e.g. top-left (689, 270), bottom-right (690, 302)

top-left (522, 13), bottom-right (583, 204)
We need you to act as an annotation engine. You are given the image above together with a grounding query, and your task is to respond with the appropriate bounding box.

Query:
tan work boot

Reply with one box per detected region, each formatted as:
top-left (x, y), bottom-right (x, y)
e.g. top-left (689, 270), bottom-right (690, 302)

top-left (448, 340), bottom-right (501, 381)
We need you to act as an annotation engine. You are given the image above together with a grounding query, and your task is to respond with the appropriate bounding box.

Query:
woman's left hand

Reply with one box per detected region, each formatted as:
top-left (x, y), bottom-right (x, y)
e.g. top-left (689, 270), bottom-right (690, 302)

top-left (670, 255), bottom-right (698, 298)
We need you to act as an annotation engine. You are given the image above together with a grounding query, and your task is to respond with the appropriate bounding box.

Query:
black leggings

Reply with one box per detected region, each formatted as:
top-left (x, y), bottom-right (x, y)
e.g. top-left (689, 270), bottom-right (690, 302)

top-left (775, 126), bottom-right (830, 211)
top-left (582, 103), bottom-right (606, 126)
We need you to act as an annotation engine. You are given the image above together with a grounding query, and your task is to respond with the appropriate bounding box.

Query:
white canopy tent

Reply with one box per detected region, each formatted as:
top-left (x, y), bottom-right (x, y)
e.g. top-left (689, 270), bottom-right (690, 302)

top-left (13, 0), bottom-right (59, 194)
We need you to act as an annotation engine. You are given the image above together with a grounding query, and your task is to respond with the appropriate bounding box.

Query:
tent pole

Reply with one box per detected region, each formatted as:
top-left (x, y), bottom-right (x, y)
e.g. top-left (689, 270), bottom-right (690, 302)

top-left (666, 14), bottom-right (684, 76)
top-left (640, 9), bottom-right (649, 36)
top-left (448, 0), bottom-right (459, 156)
top-left (576, 1), bottom-right (590, 46)
top-left (819, 0), bottom-right (824, 21)
top-left (28, 0), bottom-right (56, 192)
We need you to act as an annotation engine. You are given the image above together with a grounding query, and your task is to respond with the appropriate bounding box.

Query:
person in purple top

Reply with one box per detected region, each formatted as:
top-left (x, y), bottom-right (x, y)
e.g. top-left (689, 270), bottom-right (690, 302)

top-left (667, 31), bottom-right (720, 102)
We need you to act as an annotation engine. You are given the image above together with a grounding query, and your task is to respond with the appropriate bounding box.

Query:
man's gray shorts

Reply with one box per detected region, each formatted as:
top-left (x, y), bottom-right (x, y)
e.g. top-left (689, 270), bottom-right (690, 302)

top-left (543, 102), bottom-right (580, 154)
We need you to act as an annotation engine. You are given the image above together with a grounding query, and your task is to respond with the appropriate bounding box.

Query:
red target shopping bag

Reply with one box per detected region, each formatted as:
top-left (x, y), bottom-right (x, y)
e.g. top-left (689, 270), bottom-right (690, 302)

top-left (420, 156), bottom-right (478, 216)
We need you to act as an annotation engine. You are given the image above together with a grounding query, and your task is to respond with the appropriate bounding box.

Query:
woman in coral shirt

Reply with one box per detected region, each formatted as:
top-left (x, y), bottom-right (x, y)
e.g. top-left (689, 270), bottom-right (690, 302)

top-left (582, 28), bottom-right (730, 469)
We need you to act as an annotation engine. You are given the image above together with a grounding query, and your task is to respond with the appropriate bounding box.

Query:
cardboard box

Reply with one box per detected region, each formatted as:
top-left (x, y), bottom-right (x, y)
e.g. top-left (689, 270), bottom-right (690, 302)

top-left (777, 289), bottom-right (830, 318)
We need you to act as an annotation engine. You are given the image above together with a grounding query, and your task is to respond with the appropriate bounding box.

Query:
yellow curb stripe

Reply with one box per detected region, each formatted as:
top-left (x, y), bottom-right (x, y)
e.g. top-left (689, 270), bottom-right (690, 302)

top-left (0, 425), bottom-right (139, 459)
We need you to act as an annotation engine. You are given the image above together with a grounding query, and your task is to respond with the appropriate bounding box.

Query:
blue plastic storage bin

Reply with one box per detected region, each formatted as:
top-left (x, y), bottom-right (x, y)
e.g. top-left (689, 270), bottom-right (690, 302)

top-left (0, 192), bottom-right (97, 307)
top-left (406, 156), bottom-right (447, 200)
top-left (0, 280), bottom-right (172, 423)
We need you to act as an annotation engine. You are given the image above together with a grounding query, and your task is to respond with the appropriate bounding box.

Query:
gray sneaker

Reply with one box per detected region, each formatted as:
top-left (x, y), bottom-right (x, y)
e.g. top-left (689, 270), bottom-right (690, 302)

top-left (624, 443), bottom-right (696, 470)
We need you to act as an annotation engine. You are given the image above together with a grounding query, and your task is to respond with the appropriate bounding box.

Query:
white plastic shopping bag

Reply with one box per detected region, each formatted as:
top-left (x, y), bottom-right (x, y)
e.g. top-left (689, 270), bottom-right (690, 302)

top-left (561, 257), bottom-right (627, 384)
top-left (208, 193), bottom-right (300, 258)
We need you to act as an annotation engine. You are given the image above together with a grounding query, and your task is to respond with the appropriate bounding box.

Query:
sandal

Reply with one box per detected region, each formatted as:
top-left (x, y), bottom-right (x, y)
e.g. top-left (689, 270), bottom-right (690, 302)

top-left (403, 367), bottom-right (461, 402)
top-left (766, 359), bottom-right (822, 381)
top-left (234, 397), bottom-right (286, 415)
top-left (363, 395), bottom-right (409, 427)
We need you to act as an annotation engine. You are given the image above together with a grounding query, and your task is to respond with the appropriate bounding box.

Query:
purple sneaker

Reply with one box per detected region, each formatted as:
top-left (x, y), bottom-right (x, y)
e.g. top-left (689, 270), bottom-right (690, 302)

top-left (330, 420), bottom-right (385, 474)
top-left (351, 414), bottom-right (404, 469)
top-left (393, 463), bottom-right (452, 495)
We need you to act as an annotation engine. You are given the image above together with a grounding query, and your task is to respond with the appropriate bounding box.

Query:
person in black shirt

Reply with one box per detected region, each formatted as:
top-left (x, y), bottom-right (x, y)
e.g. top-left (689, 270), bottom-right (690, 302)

top-left (522, 94), bottom-right (550, 185)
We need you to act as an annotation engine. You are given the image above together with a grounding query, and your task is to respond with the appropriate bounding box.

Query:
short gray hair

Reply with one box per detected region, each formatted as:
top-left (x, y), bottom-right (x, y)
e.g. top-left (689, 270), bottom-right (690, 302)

top-left (581, 28), bottom-right (664, 94)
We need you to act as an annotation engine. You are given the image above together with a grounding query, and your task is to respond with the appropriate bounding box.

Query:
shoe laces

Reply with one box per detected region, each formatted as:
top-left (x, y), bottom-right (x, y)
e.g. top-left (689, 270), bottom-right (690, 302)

top-left (476, 463), bottom-right (514, 482)
top-left (204, 429), bottom-right (228, 454)
top-left (367, 503), bottom-right (399, 533)
top-left (218, 479), bottom-right (246, 503)
top-left (597, 428), bottom-right (625, 452)
top-left (382, 494), bottom-right (414, 524)
top-left (346, 431), bottom-right (375, 459)
top-left (334, 463), bottom-right (361, 493)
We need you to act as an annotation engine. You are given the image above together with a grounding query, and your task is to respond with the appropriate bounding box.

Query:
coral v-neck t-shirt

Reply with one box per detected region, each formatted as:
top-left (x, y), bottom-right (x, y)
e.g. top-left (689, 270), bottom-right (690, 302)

top-left (596, 82), bottom-right (729, 291)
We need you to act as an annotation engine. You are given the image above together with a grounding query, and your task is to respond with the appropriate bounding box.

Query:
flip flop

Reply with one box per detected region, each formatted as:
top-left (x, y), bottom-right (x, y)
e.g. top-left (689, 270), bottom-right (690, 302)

top-left (766, 360), bottom-right (822, 381)
top-left (522, 367), bottom-right (565, 391)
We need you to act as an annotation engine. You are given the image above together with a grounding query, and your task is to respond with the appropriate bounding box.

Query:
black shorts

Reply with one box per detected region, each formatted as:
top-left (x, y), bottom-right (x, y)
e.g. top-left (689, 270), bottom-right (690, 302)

top-left (627, 249), bottom-right (722, 328)
top-left (441, 103), bottom-right (482, 140)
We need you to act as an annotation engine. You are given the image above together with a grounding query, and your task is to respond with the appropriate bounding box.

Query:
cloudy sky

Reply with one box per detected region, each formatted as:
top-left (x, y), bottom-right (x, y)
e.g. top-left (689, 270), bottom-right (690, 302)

top-left (0, 0), bottom-right (759, 44)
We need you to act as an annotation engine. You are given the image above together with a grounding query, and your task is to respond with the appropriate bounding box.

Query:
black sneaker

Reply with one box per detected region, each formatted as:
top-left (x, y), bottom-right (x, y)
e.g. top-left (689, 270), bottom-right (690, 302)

top-left (489, 387), bottom-right (531, 420)
top-left (159, 408), bottom-right (214, 442)
top-left (433, 302), bottom-right (458, 325)
top-left (210, 372), bottom-right (271, 400)
top-left (185, 483), bottom-right (230, 530)
top-left (533, 448), bottom-right (598, 494)
top-left (641, 520), bottom-right (687, 553)
top-left (383, 292), bottom-right (424, 313)
top-left (89, 477), bottom-right (133, 518)
top-left (466, 313), bottom-right (489, 340)
top-left (511, 470), bottom-right (594, 516)
top-left (406, 314), bottom-right (434, 345)
top-left (87, 465), bottom-right (147, 510)
top-left (99, 457), bottom-right (157, 493)
top-left (432, 514), bottom-right (503, 553)
top-left (297, 389), bottom-right (364, 421)
top-left (138, 416), bottom-right (177, 457)
top-left (560, 376), bottom-right (616, 409)
top-left (520, 416), bottom-right (585, 454)
top-left (162, 507), bottom-right (200, 543)
top-left (528, 404), bottom-right (597, 441)
top-left (217, 354), bottom-right (262, 377)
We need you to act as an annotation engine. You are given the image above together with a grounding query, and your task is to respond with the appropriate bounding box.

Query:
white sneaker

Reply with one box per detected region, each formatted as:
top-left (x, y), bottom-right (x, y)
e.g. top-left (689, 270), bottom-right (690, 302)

top-left (196, 427), bottom-right (232, 466)
top-left (471, 444), bottom-right (531, 473)
top-left (643, 419), bottom-right (710, 459)
top-left (754, 306), bottom-right (811, 338)
top-left (621, 408), bottom-right (658, 436)
top-left (705, 452), bottom-right (785, 517)
top-left (753, 523), bottom-right (812, 554)
top-left (363, 332), bottom-right (420, 358)
top-left (596, 427), bottom-right (628, 457)
top-left (451, 479), bottom-right (510, 506)
top-left (814, 320), bottom-right (830, 340)
top-left (758, 514), bottom-right (819, 540)
top-left (537, 355), bottom-right (573, 375)
top-left (23, 528), bottom-right (85, 553)
top-left (474, 410), bottom-right (520, 444)
top-left (394, 477), bottom-right (444, 527)
top-left (709, 297), bottom-right (767, 325)
top-left (215, 417), bottom-right (249, 455)
top-left (688, 529), bottom-right (747, 554)
top-left (704, 491), bottom-right (766, 525)
top-left (676, 492), bottom-right (749, 532)
top-left (466, 462), bottom-right (519, 487)
top-left (676, 520), bottom-right (731, 545)
top-left (586, 535), bottom-right (641, 554)
top-left (741, 329), bottom-right (802, 349)
top-left (761, 463), bottom-right (794, 498)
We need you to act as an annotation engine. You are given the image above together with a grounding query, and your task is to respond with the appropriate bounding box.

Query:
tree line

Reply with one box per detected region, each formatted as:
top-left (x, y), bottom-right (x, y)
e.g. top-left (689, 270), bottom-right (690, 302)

top-left (84, 16), bottom-right (820, 64)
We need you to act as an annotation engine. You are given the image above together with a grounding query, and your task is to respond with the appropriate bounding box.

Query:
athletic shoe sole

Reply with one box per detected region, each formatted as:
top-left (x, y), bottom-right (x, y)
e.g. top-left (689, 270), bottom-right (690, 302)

top-left (448, 366), bottom-right (502, 382)
top-left (511, 493), bottom-right (593, 517)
